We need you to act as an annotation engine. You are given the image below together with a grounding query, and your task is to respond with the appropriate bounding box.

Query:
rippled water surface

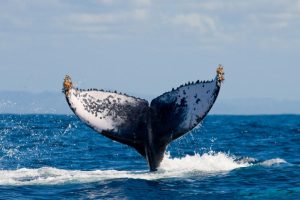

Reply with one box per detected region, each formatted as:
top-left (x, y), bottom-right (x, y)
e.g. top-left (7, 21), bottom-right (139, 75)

top-left (0, 114), bottom-right (299, 199)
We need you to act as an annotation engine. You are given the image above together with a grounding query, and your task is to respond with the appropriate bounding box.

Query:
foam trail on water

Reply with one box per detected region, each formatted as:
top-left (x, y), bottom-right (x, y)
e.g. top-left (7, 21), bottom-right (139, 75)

top-left (0, 152), bottom-right (285, 186)
top-left (260, 158), bottom-right (287, 166)
top-left (159, 152), bottom-right (249, 172)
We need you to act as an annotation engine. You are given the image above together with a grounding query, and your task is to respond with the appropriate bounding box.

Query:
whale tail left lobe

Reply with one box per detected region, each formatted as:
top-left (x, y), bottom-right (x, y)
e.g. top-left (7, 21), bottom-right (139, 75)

top-left (63, 65), bottom-right (224, 171)
top-left (63, 79), bottom-right (149, 157)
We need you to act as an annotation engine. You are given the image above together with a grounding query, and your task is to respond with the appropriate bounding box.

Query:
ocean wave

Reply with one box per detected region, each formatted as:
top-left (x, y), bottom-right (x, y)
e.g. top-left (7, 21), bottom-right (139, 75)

top-left (0, 152), bottom-right (249, 186)
top-left (259, 158), bottom-right (287, 166)
top-left (0, 152), bottom-right (287, 186)
top-left (160, 151), bottom-right (250, 172)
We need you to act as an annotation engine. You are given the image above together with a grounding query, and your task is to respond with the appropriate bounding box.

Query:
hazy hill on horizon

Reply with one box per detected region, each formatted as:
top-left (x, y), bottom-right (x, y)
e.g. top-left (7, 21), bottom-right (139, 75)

top-left (0, 91), bottom-right (299, 115)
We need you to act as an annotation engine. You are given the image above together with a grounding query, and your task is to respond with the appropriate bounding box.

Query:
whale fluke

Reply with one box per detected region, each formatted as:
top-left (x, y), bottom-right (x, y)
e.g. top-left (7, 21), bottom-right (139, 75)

top-left (63, 65), bottom-right (224, 171)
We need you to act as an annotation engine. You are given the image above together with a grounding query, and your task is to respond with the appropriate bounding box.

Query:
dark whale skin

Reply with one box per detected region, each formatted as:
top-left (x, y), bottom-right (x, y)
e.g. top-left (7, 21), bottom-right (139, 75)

top-left (63, 67), bottom-right (224, 171)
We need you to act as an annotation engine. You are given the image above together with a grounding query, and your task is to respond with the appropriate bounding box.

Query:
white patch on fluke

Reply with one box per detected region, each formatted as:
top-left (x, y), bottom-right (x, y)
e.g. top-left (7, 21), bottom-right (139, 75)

top-left (67, 88), bottom-right (140, 131)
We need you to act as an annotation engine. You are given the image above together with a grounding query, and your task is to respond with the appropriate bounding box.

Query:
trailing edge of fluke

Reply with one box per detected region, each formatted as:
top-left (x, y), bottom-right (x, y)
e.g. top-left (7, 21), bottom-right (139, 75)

top-left (63, 65), bottom-right (224, 171)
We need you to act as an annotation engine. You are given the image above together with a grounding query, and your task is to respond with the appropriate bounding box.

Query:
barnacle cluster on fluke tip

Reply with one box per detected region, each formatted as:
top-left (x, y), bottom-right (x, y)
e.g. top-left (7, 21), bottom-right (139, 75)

top-left (217, 64), bottom-right (225, 83)
top-left (63, 75), bottom-right (72, 95)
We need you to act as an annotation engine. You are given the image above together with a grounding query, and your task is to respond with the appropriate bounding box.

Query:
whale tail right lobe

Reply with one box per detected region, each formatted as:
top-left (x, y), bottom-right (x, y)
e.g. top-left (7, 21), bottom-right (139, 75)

top-left (147, 71), bottom-right (223, 170)
top-left (63, 66), bottom-right (224, 171)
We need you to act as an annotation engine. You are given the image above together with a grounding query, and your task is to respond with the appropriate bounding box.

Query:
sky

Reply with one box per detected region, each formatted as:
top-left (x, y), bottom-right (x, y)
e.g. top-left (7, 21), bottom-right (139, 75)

top-left (0, 0), bottom-right (300, 102)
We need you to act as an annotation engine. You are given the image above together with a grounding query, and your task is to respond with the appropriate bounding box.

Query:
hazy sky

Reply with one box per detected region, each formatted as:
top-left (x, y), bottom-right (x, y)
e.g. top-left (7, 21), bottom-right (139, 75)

top-left (1, 0), bottom-right (299, 100)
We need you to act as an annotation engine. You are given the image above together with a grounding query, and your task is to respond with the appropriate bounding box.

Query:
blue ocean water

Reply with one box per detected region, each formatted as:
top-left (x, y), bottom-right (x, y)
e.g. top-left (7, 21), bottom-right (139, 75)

top-left (0, 114), bottom-right (299, 199)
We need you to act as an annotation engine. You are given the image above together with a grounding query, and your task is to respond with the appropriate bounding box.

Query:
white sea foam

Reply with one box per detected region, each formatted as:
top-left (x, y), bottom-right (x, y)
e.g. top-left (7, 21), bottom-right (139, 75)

top-left (260, 158), bottom-right (287, 166)
top-left (160, 152), bottom-right (250, 172)
top-left (0, 152), bottom-right (286, 186)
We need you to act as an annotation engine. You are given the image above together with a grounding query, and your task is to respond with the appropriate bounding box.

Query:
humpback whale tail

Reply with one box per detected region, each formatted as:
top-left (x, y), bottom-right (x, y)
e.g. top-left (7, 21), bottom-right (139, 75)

top-left (63, 65), bottom-right (224, 171)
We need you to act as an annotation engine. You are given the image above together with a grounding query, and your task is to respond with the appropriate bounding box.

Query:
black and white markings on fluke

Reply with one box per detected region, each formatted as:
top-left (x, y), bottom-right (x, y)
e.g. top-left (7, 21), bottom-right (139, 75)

top-left (63, 65), bottom-right (224, 171)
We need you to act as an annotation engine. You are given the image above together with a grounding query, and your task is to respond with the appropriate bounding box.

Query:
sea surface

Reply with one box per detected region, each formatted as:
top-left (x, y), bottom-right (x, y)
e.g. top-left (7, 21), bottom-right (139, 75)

top-left (0, 114), bottom-right (299, 199)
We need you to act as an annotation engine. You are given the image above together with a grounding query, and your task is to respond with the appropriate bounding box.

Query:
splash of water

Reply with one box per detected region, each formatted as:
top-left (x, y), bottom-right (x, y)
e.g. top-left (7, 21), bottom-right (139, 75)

top-left (0, 152), bottom-right (264, 186)
top-left (159, 152), bottom-right (250, 172)
top-left (260, 158), bottom-right (287, 166)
